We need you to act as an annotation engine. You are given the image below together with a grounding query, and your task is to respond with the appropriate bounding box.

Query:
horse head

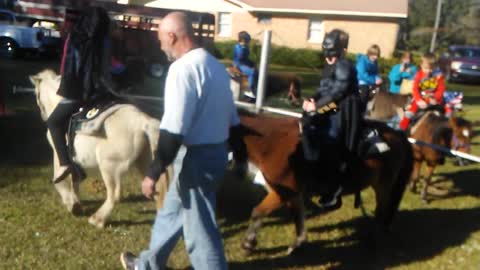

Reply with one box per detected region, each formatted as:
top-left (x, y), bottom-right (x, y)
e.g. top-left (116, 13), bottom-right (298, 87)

top-left (449, 116), bottom-right (473, 154)
top-left (29, 69), bottom-right (62, 121)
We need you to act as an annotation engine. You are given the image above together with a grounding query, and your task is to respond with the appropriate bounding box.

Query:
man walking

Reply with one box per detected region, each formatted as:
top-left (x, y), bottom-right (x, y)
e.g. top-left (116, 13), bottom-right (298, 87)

top-left (121, 11), bottom-right (239, 270)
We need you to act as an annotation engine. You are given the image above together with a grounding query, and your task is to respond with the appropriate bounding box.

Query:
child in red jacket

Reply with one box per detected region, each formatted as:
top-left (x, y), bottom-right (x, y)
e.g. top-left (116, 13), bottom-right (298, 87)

top-left (399, 53), bottom-right (446, 130)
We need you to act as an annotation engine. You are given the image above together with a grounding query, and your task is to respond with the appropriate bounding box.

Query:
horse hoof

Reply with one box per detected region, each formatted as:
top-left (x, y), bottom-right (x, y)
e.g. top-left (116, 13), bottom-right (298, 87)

top-left (287, 244), bottom-right (306, 256)
top-left (241, 239), bottom-right (257, 255)
top-left (88, 216), bottom-right (105, 229)
top-left (71, 202), bottom-right (83, 217)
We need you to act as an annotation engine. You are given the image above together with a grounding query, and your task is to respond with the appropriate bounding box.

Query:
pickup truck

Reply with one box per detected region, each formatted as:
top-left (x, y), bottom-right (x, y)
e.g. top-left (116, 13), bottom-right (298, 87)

top-left (0, 9), bottom-right (61, 58)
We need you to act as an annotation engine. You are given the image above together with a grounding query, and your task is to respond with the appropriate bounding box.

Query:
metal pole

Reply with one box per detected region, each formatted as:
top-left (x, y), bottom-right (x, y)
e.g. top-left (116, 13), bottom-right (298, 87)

top-left (430, 0), bottom-right (443, 53)
top-left (408, 137), bottom-right (480, 163)
top-left (255, 30), bottom-right (272, 113)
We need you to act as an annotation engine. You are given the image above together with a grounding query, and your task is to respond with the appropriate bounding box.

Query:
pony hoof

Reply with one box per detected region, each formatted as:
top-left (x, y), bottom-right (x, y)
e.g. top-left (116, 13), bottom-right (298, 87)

top-left (287, 244), bottom-right (306, 256)
top-left (71, 202), bottom-right (83, 217)
top-left (88, 216), bottom-right (105, 229)
top-left (241, 239), bottom-right (257, 254)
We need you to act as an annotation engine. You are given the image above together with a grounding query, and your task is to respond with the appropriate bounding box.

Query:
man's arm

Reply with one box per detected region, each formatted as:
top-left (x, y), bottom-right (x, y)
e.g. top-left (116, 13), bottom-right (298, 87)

top-left (145, 130), bottom-right (183, 181)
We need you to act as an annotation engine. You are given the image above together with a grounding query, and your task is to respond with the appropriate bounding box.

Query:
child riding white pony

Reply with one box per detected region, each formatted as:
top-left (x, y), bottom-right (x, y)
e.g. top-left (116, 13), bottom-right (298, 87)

top-left (30, 69), bottom-right (171, 228)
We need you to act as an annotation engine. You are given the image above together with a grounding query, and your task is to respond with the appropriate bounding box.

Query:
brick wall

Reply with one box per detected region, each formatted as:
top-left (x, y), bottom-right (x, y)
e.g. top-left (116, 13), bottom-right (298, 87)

top-left (215, 12), bottom-right (401, 57)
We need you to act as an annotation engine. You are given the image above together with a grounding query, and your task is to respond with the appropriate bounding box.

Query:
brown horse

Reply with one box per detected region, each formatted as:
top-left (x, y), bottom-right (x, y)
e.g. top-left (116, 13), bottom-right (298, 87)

top-left (408, 111), bottom-right (453, 202)
top-left (229, 110), bottom-right (413, 254)
top-left (366, 90), bottom-right (410, 121)
top-left (449, 116), bottom-right (473, 166)
top-left (228, 67), bottom-right (302, 106)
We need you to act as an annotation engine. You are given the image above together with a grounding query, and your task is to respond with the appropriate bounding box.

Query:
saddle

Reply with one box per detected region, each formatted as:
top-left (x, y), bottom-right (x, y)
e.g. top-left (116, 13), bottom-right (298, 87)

top-left (67, 99), bottom-right (126, 157)
top-left (301, 115), bottom-right (390, 165)
top-left (408, 105), bottom-right (445, 133)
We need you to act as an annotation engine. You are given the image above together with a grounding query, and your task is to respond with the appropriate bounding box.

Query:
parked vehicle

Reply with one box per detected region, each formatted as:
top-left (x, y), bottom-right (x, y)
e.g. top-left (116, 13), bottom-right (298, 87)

top-left (439, 45), bottom-right (480, 83)
top-left (0, 9), bottom-right (61, 58)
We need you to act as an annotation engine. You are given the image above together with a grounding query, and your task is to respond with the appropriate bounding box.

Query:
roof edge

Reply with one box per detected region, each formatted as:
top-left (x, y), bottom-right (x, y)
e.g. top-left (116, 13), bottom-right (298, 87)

top-left (247, 7), bottom-right (407, 18)
top-left (225, 0), bottom-right (254, 9)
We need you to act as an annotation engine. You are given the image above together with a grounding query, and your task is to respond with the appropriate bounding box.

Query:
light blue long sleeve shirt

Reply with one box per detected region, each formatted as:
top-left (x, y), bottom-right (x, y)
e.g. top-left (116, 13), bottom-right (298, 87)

top-left (388, 63), bottom-right (418, 93)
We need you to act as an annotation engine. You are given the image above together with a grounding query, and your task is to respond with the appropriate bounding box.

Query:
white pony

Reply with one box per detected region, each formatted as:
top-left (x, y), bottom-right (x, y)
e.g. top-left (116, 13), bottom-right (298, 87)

top-left (30, 69), bottom-right (170, 228)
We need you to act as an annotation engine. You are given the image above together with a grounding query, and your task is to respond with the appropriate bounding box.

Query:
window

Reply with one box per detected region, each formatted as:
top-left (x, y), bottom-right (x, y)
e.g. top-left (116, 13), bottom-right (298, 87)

top-left (308, 19), bottom-right (324, 43)
top-left (0, 11), bottom-right (14, 24)
top-left (257, 14), bottom-right (272, 25)
top-left (218, 12), bottom-right (232, 37)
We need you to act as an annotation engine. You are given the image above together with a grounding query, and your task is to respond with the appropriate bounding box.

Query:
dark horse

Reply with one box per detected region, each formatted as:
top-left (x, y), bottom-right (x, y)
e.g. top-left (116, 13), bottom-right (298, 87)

top-left (230, 110), bottom-right (414, 254)
top-left (228, 67), bottom-right (302, 106)
top-left (408, 111), bottom-right (453, 202)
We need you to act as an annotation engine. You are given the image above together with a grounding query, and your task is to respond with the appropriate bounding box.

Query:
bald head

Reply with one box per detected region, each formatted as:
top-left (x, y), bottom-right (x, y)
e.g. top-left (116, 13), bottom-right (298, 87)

top-left (160, 12), bottom-right (194, 39)
top-left (158, 11), bottom-right (196, 61)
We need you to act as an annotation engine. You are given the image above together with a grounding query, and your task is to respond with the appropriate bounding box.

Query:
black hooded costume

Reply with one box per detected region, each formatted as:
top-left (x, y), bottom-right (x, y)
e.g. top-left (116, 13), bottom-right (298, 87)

top-left (47, 6), bottom-right (111, 168)
top-left (302, 31), bottom-right (362, 162)
top-left (58, 6), bottom-right (111, 102)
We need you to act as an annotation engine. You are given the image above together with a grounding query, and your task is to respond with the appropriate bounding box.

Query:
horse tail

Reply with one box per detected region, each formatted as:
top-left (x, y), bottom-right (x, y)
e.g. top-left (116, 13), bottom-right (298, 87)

top-left (387, 131), bottom-right (413, 227)
top-left (141, 115), bottom-right (161, 158)
top-left (378, 130), bottom-right (414, 229)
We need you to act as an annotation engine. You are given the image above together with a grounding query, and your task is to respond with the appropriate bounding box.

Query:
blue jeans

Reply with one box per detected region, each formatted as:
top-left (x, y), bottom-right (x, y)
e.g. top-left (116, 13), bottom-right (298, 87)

top-left (237, 64), bottom-right (257, 93)
top-left (137, 144), bottom-right (229, 270)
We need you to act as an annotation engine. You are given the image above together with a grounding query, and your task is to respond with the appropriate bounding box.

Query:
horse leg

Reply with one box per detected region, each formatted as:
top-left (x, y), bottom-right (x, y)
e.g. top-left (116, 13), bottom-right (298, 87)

top-left (242, 189), bottom-right (285, 254)
top-left (421, 164), bottom-right (436, 203)
top-left (409, 160), bottom-right (422, 193)
top-left (48, 131), bottom-right (82, 215)
top-left (89, 160), bottom-right (124, 228)
top-left (286, 194), bottom-right (307, 255)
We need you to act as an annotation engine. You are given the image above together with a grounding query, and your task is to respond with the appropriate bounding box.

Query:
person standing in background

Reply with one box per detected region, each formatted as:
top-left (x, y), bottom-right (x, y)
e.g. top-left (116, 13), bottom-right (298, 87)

top-left (388, 51), bottom-right (417, 94)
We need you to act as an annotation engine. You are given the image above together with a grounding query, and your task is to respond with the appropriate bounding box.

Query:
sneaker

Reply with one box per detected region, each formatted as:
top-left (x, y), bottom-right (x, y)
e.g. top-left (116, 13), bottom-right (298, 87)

top-left (317, 185), bottom-right (343, 211)
top-left (53, 165), bottom-right (72, 184)
top-left (120, 252), bottom-right (139, 270)
top-left (243, 90), bottom-right (256, 99)
top-left (53, 164), bottom-right (87, 184)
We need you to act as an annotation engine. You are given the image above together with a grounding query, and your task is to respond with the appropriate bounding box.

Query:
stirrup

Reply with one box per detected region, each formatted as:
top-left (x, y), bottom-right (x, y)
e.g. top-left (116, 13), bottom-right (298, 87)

top-left (317, 186), bottom-right (343, 210)
top-left (243, 90), bottom-right (256, 99)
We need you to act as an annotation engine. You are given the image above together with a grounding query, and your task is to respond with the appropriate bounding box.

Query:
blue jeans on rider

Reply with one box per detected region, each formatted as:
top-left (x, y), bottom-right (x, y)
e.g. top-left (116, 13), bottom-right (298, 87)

top-left (237, 64), bottom-right (257, 94)
top-left (137, 144), bottom-right (229, 270)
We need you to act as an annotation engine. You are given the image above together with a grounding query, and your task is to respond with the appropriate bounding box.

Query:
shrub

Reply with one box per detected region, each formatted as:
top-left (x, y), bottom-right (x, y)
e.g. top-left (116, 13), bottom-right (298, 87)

top-left (213, 41), bottom-right (415, 77)
top-left (214, 41), bottom-right (324, 69)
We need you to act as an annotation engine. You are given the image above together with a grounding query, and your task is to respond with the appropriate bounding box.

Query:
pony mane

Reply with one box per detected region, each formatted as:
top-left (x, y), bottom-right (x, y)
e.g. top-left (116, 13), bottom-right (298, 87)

top-left (36, 69), bottom-right (59, 81)
top-left (430, 114), bottom-right (452, 147)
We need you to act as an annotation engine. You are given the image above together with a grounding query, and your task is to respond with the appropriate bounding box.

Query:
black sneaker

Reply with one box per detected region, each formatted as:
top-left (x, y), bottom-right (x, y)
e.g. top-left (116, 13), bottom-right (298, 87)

top-left (363, 130), bottom-right (390, 158)
top-left (53, 163), bottom-right (87, 184)
top-left (317, 186), bottom-right (343, 211)
top-left (120, 252), bottom-right (138, 270)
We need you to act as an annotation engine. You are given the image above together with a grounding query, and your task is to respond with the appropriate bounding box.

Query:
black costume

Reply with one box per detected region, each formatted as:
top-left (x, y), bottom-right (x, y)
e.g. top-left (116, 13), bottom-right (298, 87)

top-left (301, 30), bottom-right (363, 208)
top-left (302, 33), bottom-right (362, 163)
top-left (47, 6), bottom-right (111, 168)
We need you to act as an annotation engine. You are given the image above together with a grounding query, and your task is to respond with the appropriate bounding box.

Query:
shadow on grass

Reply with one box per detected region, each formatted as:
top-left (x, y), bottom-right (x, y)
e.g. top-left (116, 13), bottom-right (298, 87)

top-left (228, 207), bottom-right (480, 270)
top-left (109, 219), bottom-right (154, 227)
top-left (0, 111), bottom-right (50, 166)
top-left (439, 168), bottom-right (480, 197)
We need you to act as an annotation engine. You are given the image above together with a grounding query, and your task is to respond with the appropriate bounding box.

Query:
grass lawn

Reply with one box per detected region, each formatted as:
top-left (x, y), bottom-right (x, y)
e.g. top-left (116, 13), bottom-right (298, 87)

top-left (0, 59), bottom-right (480, 270)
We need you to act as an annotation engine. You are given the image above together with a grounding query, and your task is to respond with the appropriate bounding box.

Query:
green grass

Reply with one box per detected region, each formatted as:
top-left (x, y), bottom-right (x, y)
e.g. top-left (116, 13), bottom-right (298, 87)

top-left (1, 59), bottom-right (480, 269)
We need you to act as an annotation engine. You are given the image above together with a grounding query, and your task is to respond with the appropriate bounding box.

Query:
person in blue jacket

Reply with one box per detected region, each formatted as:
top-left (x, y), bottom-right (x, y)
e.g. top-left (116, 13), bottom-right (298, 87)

top-left (233, 31), bottom-right (258, 98)
top-left (388, 51), bottom-right (417, 94)
top-left (356, 44), bottom-right (382, 107)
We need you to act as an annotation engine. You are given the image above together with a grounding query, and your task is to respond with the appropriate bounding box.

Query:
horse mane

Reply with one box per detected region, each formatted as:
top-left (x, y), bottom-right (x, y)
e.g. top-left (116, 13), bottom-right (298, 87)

top-left (36, 69), bottom-right (59, 81)
top-left (429, 114), bottom-right (452, 147)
